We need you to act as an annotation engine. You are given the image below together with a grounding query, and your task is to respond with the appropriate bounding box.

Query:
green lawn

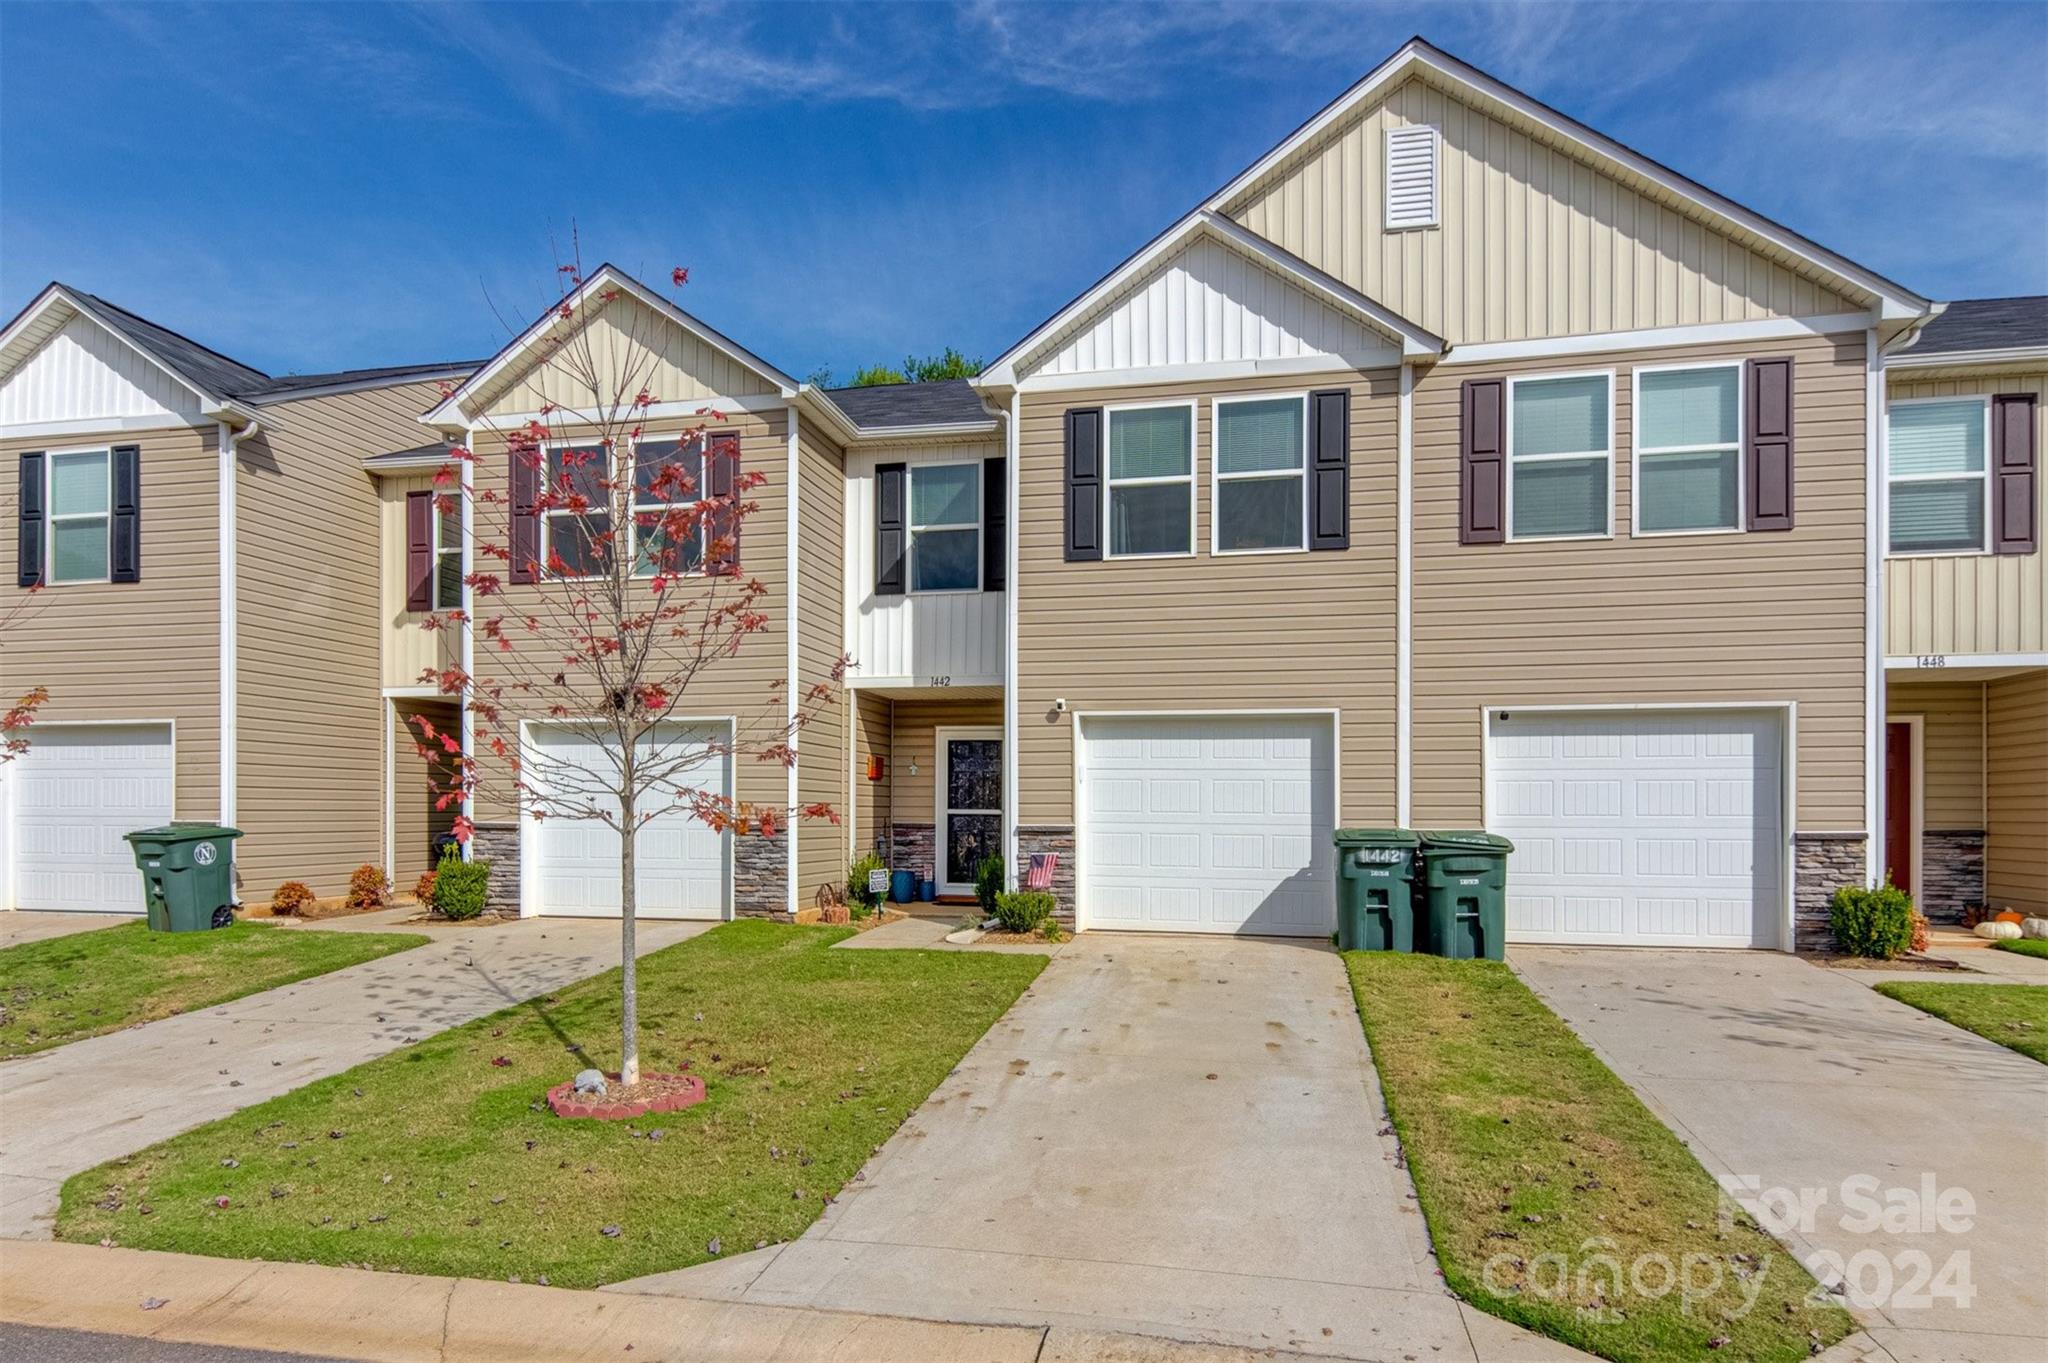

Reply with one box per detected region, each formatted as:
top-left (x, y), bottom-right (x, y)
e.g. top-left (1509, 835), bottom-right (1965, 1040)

top-left (59, 920), bottom-right (1044, 1287)
top-left (1874, 981), bottom-right (2048, 1064)
top-left (1992, 937), bottom-right (2048, 960)
top-left (1, 921), bottom-right (427, 1058)
top-left (1345, 953), bottom-right (1853, 1363)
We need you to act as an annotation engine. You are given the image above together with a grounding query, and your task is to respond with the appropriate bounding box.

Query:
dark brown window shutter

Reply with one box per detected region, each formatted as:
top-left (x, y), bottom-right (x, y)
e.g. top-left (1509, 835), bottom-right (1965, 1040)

top-left (508, 446), bottom-right (540, 584)
top-left (706, 430), bottom-right (742, 575)
top-left (983, 456), bottom-right (1007, 589)
top-left (405, 489), bottom-right (434, 611)
top-left (109, 445), bottom-right (141, 583)
top-left (1459, 379), bottom-right (1505, 544)
top-left (17, 452), bottom-right (44, 588)
top-left (1064, 407), bottom-right (1103, 562)
top-left (1744, 356), bottom-right (1795, 532)
top-left (874, 462), bottom-right (906, 595)
top-left (1991, 393), bottom-right (2038, 555)
top-left (1308, 389), bottom-right (1350, 550)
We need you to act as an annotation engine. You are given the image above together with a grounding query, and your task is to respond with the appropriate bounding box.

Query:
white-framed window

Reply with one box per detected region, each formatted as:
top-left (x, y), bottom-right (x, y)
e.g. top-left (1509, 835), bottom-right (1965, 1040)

top-left (1507, 371), bottom-right (1613, 540)
top-left (908, 462), bottom-right (980, 592)
top-left (630, 434), bottom-right (705, 577)
top-left (1887, 397), bottom-right (1991, 556)
top-left (542, 440), bottom-right (611, 579)
top-left (47, 447), bottom-right (112, 584)
top-left (1384, 124), bottom-right (1440, 230)
top-left (1211, 394), bottom-right (1307, 554)
top-left (1632, 362), bottom-right (1742, 536)
top-left (433, 492), bottom-right (464, 608)
top-left (1104, 402), bottom-right (1194, 558)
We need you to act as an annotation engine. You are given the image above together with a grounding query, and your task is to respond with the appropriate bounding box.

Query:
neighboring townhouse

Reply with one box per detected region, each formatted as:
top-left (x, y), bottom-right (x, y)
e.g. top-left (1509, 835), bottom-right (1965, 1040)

top-left (3, 38), bottom-right (2041, 953)
top-left (1880, 297), bottom-right (2046, 918)
top-left (0, 281), bottom-right (476, 910)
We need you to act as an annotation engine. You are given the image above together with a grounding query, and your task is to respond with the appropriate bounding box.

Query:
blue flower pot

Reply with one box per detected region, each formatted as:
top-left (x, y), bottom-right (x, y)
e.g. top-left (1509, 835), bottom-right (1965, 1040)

top-left (920, 878), bottom-right (937, 902)
top-left (890, 870), bottom-right (915, 904)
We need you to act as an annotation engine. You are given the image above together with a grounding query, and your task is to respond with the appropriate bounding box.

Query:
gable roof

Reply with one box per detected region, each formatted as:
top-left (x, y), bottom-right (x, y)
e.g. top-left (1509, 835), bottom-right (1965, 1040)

top-left (821, 378), bottom-right (994, 431)
top-left (1204, 37), bottom-right (1928, 322)
top-left (1892, 297), bottom-right (2048, 365)
top-left (980, 210), bottom-right (1443, 387)
top-left (423, 263), bottom-right (797, 427)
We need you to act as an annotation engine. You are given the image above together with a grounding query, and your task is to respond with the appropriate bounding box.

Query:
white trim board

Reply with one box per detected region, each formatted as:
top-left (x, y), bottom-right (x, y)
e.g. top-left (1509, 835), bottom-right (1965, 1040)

top-left (1016, 351), bottom-right (1402, 395)
top-left (1885, 653), bottom-right (2048, 670)
top-left (1437, 313), bottom-right (1875, 367)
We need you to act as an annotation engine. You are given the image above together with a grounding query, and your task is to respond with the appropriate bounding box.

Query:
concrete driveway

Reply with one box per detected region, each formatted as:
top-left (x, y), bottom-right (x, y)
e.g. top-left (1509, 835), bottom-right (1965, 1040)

top-left (0, 912), bottom-right (138, 950)
top-left (0, 916), bottom-right (708, 1240)
top-left (616, 933), bottom-right (1583, 1362)
top-left (1516, 948), bottom-right (2048, 1363)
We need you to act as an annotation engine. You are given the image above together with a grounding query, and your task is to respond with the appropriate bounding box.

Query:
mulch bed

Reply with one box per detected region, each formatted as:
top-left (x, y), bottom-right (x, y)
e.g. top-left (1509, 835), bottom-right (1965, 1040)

top-left (547, 1071), bottom-right (707, 1121)
top-left (1814, 952), bottom-right (1968, 972)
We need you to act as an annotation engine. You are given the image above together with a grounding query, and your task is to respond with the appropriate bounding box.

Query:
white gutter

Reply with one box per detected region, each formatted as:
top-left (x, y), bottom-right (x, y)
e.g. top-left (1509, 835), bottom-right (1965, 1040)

top-left (218, 413), bottom-right (262, 834)
top-left (1002, 389), bottom-right (1021, 891)
top-left (1865, 328), bottom-right (1885, 887)
top-left (1396, 364), bottom-right (1413, 827)
top-left (785, 404), bottom-right (801, 918)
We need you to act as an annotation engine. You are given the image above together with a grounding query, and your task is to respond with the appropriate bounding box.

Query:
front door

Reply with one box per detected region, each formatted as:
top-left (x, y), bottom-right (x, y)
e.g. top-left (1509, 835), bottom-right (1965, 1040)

top-left (937, 727), bottom-right (1002, 897)
top-left (1884, 721), bottom-right (1914, 893)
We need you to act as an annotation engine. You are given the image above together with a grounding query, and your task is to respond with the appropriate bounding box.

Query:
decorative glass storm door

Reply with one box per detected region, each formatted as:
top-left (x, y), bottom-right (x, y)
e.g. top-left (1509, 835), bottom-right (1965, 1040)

top-left (937, 727), bottom-right (1002, 896)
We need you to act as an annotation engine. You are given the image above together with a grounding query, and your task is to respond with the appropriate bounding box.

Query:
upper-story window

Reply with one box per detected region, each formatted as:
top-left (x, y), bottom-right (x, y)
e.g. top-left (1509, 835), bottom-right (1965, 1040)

top-left (544, 442), bottom-right (610, 577)
top-left (1106, 402), bottom-right (1194, 557)
top-left (909, 463), bottom-right (980, 591)
top-left (1508, 372), bottom-right (1612, 540)
top-left (1887, 399), bottom-right (1988, 555)
top-left (1213, 396), bottom-right (1306, 554)
top-left (433, 495), bottom-right (463, 608)
top-left (1634, 363), bottom-right (1741, 535)
top-left (47, 448), bottom-right (111, 583)
top-left (632, 435), bottom-right (704, 576)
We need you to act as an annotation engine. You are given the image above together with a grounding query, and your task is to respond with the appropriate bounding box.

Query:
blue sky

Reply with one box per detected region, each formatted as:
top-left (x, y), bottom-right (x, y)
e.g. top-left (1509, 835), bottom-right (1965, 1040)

top-left (3, 2), bottom-right (2043, 381)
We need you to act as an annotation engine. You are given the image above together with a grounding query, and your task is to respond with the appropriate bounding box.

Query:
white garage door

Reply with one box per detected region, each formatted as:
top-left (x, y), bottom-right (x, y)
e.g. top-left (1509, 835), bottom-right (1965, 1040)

top-left (9, 724), bottom-right (174, 912)
top-left (1080, 714), bottom-right (1335, 937)
top-left (526, 723), bottom-right (729, 919)
top-left (1488, 710), bottom-right (1783, 948)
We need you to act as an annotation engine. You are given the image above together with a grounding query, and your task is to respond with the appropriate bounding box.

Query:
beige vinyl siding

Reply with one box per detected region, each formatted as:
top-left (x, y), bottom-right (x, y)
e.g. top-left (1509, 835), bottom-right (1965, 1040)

top-left (1413, 330), bottom-right (1869, 830)
top-left (1014, 368), bottom-right (1399, 826)
top-left (794, 419), bottom-right (849, 902)
top-left (392, 697), bottom-right (459, 885)
top-left (1886, 680), bottom-right (1985, 829)
top-left (481, 295), bottom-right (777, 420)
top-left (0, 422), bottom-right (222, 827)
top-left (888, 697), bottom-right (1003, 825)
top-left (379, 472), bottom-right (462, 689)
top-left (234, 380), bottom-right (449, 898)
top-left (1225, 78), bottom-right (1862, 348)
top-left (1985, 670), bottom-right (2047, 915)
top-left (851, 692), bottom-right (893, 855)
top-left (1884, 370), bottom-right (2045, 658)
top-left (466, 408), bottom-right (792, 826)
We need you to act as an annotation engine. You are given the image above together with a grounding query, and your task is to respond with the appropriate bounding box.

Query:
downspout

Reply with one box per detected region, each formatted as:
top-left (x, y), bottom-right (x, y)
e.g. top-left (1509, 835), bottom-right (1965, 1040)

top-left (1396, 364), bottom-right (1414, 827)
top-left (786, 403), bottom-right (801, 919)
top-left (1865, 326), bottom-right (1885, 887)
top-left (1003, 388), bottom-right (1020, 892)
top-left (460, 423), bottom-right (476, 860)
top-left (220, 414), bottom-right (262, 832)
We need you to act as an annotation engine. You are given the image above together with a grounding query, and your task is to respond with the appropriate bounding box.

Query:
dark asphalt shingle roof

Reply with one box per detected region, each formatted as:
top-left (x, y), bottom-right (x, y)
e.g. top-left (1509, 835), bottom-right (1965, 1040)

top-left (241, 361), bottom-right (480, 400)
top-left (363, 442), bottom-right (454, 465)
top-left (822, 378), bottom-right (993, 430)
top-left (1909, 297), bottom-right (2048, 357)
top-left (64, 287), bottom-right (271, 399)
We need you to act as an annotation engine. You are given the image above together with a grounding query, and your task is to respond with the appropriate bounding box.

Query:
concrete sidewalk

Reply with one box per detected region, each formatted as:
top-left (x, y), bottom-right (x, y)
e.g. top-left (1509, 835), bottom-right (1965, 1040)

top-left (0, 916), bottom-right (708, 1239)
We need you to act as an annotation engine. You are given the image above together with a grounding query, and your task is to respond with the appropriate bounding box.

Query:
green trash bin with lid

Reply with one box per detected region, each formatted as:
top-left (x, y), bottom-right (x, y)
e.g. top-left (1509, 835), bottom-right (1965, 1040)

top-left (1418, 831), bottom-right (1514, 960)
top-left (124, 824), bottom-right (242, 932)
top-left (1333, 829), bottom-right (1421, 951)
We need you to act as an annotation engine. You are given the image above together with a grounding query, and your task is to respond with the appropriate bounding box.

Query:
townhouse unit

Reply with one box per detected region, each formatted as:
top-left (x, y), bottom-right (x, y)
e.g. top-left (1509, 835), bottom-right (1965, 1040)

top-left (1, 39), bottom-right (2040, 952)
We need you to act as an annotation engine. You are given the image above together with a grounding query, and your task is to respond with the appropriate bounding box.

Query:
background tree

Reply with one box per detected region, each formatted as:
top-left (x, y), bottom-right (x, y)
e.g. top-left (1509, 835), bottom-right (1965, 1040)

top-left (804, 347), bottom-right (983, 389)
top-left (417, 256), bottom-right (842, 1087)
top-left (1, 587), bottom-right (47, 761)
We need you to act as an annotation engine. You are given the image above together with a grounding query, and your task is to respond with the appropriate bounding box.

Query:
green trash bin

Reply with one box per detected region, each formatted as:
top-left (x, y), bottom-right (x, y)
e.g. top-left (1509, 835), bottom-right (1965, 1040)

top-left (1333, 829), bottom-right (1421, 951)
top-left (1417, 831), bottom-right (1514, 960)
top-left (124, 824), bottom-right (242, 932)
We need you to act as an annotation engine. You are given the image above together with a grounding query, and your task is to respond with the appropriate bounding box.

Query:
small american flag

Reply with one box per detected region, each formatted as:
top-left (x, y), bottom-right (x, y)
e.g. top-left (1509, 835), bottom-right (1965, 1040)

top-left (1023, 852), bottom-right (1059, 890)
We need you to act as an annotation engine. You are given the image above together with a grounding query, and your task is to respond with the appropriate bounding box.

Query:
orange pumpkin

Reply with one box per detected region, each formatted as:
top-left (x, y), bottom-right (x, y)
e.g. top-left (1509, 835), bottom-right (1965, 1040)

top-left (1994, 910), bottom-right (2025, 924)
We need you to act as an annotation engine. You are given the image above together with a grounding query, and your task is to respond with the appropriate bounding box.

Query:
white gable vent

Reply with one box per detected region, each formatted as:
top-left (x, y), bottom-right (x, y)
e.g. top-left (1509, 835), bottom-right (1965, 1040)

top-left (1384, 124), bottom-right (1440, 229)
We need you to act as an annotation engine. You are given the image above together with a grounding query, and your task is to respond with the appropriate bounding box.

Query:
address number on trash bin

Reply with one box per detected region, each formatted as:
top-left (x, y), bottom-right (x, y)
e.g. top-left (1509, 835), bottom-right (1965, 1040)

top-left (1459, 877), bottom-right (1479, 885)
top-left (194, 843), bottom-right (218, 866)
top-left (1354, 849), bottom-right (1407, 865)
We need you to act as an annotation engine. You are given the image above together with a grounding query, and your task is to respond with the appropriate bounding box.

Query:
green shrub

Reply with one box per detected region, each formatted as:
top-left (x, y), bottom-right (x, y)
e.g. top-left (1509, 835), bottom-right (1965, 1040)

top-left (974, 854), bottom-right (1004, 917)
top-left (433, 849), bottom-right (491, 921)
top-left (1829, 881), bottom-right (1915, 959)
top-left (993, 890), bottom-right (1055, 934)
top-left (847, 851), bottom-right (887, 912)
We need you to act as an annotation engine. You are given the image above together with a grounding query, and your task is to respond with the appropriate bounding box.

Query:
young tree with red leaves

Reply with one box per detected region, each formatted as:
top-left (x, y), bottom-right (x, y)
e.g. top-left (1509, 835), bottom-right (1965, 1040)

top-left (1, 587), bottom-right (47, 762)
top-left (415, 258), bottom-right (841, 1087)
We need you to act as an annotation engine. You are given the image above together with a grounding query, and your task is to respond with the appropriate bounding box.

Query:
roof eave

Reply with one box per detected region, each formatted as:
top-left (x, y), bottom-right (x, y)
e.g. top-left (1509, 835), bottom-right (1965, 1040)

top-left (1886, 344), bottom-right (2048, 370)
top-left (0, 284), bottom-right (231, 410)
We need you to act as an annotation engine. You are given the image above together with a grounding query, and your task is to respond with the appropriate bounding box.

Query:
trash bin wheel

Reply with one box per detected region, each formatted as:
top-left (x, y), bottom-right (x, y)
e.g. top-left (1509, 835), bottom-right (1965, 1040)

top-left (210, 905), bottom-right (235, 930)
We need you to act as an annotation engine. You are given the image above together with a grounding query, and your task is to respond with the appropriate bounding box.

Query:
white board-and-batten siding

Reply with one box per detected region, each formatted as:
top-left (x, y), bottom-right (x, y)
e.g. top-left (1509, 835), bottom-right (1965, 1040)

top-left (0, 312), bottom-right (203, 427)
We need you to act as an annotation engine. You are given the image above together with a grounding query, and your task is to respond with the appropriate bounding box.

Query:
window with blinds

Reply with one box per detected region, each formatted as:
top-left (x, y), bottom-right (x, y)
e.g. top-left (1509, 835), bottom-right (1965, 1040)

top-left (1636, 364), bottom-right (1742, 534)
top-left (1509, 373), bottom-right (1612, 539)
top-left (1214, 395), bottom-right (1307, 553)
top-left (1385, 125), bottom-right (1440, 230)
top-left (1105, 403), bottom-right (1194, 557)
top-left (1888, 399), bottom-right (1989, 555)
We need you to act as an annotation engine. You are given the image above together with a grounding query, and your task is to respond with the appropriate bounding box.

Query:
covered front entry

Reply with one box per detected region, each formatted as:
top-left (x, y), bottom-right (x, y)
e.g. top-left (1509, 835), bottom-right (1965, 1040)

top-left (4, 723), bottom-right (174, 912)
top-left (934, 726), bottom-right (1001, 896)
top-left (1077, 712), bottom-right (1336, 937)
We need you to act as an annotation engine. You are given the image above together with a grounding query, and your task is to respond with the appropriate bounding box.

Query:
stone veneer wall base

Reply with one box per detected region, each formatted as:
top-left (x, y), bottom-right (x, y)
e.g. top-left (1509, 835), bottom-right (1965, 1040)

top-left (733, 829), bottom-right (790, 921)
top-left (1793, 833), bottom-right (1867, 953)
top-left (1015, 825), bottom-right (1078, 928)
top-left (888, 823), bottom-right (936, 893)
top-left (469, 820), bottom-right (522, 918)
top-left (1918, 830), bottom-right (1985, 923)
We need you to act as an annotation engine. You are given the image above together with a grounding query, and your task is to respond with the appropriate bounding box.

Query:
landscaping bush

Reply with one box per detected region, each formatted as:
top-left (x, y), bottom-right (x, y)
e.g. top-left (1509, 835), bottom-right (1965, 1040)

top-left (1829, 880), bottom-right (1915, 959)
top-left (414, 869), bottom-right (438, 909)
top-left (974, 854), bottom-right (1004, 918)
top-left (1909, 907), bottom-right (1931, 955)
top-left (847, 851), bottom-right (886, 912)
top-left (345, 864), bottom-right (389, 914)
top-left (271, 881), bottom-right (314, 916)
top-left (993, 890), bottom-right (1055, 934)
top-left (432, 849), bottom-right (490, 920)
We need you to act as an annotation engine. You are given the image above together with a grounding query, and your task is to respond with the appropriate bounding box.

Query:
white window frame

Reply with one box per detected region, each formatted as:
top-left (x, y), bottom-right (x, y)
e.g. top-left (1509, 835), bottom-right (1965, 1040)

top-left (540, 439), bottom-right (614, 582)
top-left (1384, 124), bottom-right (1440, 231)
top-left (1209, 392), bottom-right (1309, 556)
top-left (628, 432), bottom-right (707, 580)
top-left (431, 491), bottom-right (464, 609)
top-left (45, 446), bottom-right (114, 586)
top-left (906, 461), bottom-right (982, 594)
top-left (1504, 369), bottom-right (1616, 543)
top-left (1629, 360), bottom-right (1744, 539)
top-left (1102, 399), bottom-right (1197, 560)
top-left (1884, 395), bottom-right (1993, 559)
